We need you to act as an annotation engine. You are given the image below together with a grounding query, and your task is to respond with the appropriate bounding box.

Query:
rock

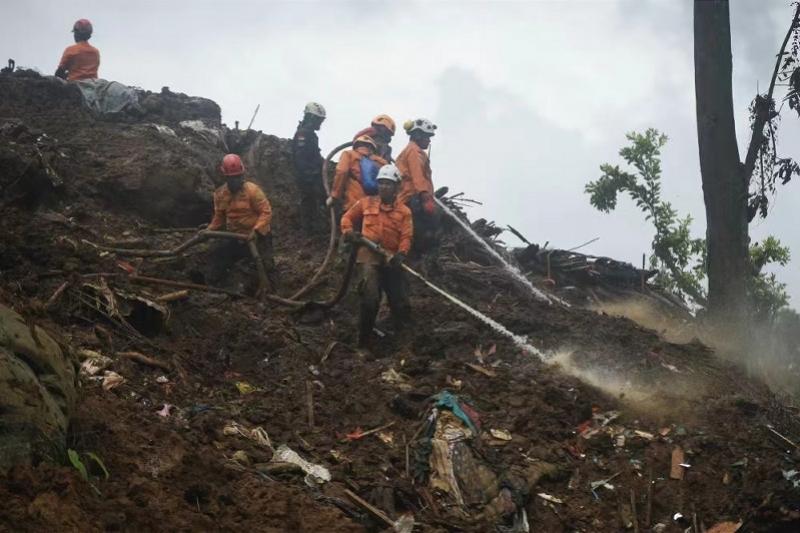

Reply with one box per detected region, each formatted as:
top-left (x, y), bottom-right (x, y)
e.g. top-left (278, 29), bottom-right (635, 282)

top-left (0, 304), bottom-right (77, 472)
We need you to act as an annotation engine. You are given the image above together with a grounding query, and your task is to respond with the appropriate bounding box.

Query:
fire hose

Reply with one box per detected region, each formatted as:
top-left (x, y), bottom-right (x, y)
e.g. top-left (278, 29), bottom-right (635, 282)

top-left (355, 236), bottom-right (545, 358)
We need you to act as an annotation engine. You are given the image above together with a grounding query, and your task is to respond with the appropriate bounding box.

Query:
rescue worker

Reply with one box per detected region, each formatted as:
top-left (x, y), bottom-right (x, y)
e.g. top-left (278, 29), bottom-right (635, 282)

top-left (327, 135), bottom-right (387, 213)
top-left (341, 164), bottom-right (413, 348)
top-left (396, 118), bottom-right (440, 265)
top-left (353, 114), bottom-right (396, 162)
top-left (291, 102), bottom-right (327, 234)
top-left (55, 19), bottom-right (100, 81)
top-left (206, 154), bottom-right (275, 289)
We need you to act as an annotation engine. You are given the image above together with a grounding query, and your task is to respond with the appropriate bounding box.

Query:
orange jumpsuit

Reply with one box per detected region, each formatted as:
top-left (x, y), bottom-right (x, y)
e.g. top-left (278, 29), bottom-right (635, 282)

top-left (395, 141), bottom-right (433, 206)
top-left (58, 41), bottom-right (100, 81)
top-left (331, 149), bottom-right (387, 211)
top-left (208, 181), bottom-right (272, 235)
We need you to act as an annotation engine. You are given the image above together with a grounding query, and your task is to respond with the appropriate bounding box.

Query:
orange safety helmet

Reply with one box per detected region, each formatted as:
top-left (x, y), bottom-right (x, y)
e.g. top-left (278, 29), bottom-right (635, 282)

top-left (220, 154), bottom-right (245, 176)
top-left (72, 19), bottom-right (93, 35)
top-left (371, 114), bottom-right (396, 135)
top-left (353, 135), bottom-right (377, 151)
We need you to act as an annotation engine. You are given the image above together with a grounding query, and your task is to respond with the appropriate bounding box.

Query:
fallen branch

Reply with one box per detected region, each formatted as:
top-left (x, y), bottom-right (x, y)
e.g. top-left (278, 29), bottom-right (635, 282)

top-left (155, 289), bottom-right (190, 302)
top-left (45, 281), bottom-right (70, 309)
top-left (118, 351), bottom-right (172, 372)
top-left (465, 362), bottom-right (496, 377)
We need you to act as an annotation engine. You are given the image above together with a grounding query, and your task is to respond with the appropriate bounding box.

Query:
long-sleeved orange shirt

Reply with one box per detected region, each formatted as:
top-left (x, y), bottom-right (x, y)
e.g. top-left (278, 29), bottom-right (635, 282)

top-left (58, 41), bottom-right (100, 81)
top-left (331, 149), bottom-right (387, 211)
top-left (341, 196), bottom-right (413, 263)
top-left (208, 181), bottom-right (272, 235)
top-left (395, 141), bottom-right (433, 205)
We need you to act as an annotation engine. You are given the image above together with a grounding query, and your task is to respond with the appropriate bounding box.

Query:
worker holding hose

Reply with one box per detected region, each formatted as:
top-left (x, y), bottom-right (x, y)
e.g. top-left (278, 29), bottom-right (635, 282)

top-left (396, 118), bottom-right (441, 271)
top-left (340, 164), bottom-right (413, 348)
top-left (292, 102), bottom-right (327, 235)
top-left (353, 114), bottom-right (396, 162)
top-left (206, 154), bottom-right (276, 289)
top-left (327, 135), bottom-right (387, 213)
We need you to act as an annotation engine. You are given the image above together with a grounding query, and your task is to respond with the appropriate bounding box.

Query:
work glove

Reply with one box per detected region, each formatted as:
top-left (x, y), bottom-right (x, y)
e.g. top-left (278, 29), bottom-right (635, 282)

top-left (343, 231), bottom-right (361, 244)
top-left (389, 252), bottom-right (406, 268)
top-left (419, 192), bottom-right (436, 215)
top-left (326, 196), bottom-right (339, 208)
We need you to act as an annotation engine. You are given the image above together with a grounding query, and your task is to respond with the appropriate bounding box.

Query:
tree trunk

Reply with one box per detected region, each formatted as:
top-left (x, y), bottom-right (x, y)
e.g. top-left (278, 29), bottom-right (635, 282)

top-left (693, 0), bottom-right (750, 328)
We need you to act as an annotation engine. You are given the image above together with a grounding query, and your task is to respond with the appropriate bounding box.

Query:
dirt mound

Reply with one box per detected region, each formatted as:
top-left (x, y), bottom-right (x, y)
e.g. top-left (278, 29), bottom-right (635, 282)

top-left (1, 72), bottom-right (799, 532)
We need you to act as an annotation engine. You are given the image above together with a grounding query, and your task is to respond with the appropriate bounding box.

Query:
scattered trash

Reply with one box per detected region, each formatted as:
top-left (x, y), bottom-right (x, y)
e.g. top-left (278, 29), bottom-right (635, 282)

top-left (490, 428), bottom-right (512, 441)
top-left (156, 375), bottom-right (169, 384)
top-left (615, 434), bottom-right (626, 447)
top-left (377, 431), bottom-right (395, 446)
top-left (80, 354), bottom-right (113, 376)
top-left (445, 375), bottom-right (463, 390)
top-left (392, 513), bottom-right (415, 533)
top-left (231, 450), bottom-right (251, 466)
top-left (381, 368), bottom-right (412, 391)
top-left (633, 430), bottom-right (655, 440)
top-left (707, 521), bottom-right (743, 533)
top-left (661, 362), bottom-right (680, 373)
top-left (102, 371), bottom-right (125, 391)
top-left (782, 469), bottom-right (800, 489)
top-left (536, 493), bottom-right (564, 504)
top-left (235, 381), bottom-right (260, 395)
top-left (474, 343), bottom-right (496, 364)
top-left (223, 422), bottom-right (272, 449)
top-left (272, 444), bottom-right (331, 485)
top-left (308, 364), bottom-right (320, 376)
top-left (590, 472), bottom-right (620, 499)
top-left (670, 446), bottom-right (686, 480)
top-left (659, 427), bottom-right (672, 436)
top-left (156, 404), bottom-right (173, 417)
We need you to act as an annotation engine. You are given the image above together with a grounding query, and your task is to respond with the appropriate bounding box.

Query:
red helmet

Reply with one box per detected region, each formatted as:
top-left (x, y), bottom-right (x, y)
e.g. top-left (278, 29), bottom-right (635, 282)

top-left (220, 154), bottom-right (245, 176)
top-left (72, 19), bottom-right (93, 35)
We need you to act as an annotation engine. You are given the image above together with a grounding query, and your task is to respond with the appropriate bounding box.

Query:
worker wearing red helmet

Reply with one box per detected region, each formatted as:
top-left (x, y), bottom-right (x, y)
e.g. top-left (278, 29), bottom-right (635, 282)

top-left (353, 114), bottom-right (396, 162)
top-left (206, 154), bottom-right (276, 288)
top-left (55, 19), bottom-right (100, 81)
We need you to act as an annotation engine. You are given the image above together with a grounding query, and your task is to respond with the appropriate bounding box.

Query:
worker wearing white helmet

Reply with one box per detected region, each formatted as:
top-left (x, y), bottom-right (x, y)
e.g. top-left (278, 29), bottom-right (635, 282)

top-left (292, 102), bottom-right (327, 234)
top-left (340, 164), bottom-right (413, 348)
top-left (396, 118), bottom-right (440, 269)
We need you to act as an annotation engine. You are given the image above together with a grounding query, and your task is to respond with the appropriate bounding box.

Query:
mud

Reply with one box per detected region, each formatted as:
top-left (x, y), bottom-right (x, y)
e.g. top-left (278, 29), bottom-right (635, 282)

top-left (1, 71), bottom-right (799, 532)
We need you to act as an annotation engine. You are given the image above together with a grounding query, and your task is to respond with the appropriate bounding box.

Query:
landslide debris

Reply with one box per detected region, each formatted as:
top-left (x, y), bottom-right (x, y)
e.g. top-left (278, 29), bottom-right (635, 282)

top-left (0, 71), bottom-right (799, 532)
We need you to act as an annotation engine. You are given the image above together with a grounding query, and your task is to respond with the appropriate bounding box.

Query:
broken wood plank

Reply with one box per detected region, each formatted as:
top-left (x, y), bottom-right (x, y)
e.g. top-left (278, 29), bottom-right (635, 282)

top-left (465, 362), bottom-right (496, 377)
top-left (344, 489), bottom-right (394, 527)
top-left (670, 446), bottom-right (685, 480)
top-left (118, 351), bottom-right (172, 372)
top-left (155, 289), bottom-right (190, 302)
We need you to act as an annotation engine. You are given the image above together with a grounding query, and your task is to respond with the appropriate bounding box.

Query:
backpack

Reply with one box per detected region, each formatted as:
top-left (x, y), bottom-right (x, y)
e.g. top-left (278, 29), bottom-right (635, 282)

top-left (359, 157), bottom-right (379, 195)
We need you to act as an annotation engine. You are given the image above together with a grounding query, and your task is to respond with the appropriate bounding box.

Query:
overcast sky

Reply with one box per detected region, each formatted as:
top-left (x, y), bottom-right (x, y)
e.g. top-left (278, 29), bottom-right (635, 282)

top-left (2, 0), bottom-right (798, 305)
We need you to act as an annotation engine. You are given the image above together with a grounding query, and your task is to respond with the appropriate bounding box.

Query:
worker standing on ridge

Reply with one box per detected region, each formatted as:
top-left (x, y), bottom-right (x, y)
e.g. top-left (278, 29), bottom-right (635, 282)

top-left (396, 118), bottom-right (440, 268)
top-left (292, 102), bottom-right (327, 235)
top-left (341, 164), bottom-right (413, 348)
top-left (327, 135), bottom-right (387, 213)
top-left (353, 114), bottom-right (396, 162)
top-left (206, 154), bottom-right (276, 289)
top-left (55, 19), bottom-right (100, 81)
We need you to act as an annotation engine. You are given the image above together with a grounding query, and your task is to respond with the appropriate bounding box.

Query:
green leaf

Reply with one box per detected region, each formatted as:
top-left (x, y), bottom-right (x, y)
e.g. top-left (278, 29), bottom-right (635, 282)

top-left (86, 452), bottom-right (110, 480)
top-left (67, 449), bottom-right (88, 482)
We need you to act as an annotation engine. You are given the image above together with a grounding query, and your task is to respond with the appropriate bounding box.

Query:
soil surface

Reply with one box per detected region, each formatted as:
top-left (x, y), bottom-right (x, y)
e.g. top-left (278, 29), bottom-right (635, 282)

top-left (1, 71), bottom-right (799, 532)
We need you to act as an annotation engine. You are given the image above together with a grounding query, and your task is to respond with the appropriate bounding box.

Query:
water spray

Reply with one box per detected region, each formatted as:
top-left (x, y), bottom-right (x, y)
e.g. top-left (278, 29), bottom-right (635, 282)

top-left (435, 198), bottom-right (568, 307)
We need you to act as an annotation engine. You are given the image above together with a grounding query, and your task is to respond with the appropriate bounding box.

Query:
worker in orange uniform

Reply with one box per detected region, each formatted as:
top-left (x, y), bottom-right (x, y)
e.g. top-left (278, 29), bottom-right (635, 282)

top-left (206, 154), bottom-right (275, 289)
top-left (353, 114), bottom-right (396, 162)
top-left (396, 118), bottom-right (440, 267)
top-left (55, 19), bottom-right (100, 81)
top-left (327, 135), bottom-right (387, 213)
top-left (341, 164), bottom-right (413, 348)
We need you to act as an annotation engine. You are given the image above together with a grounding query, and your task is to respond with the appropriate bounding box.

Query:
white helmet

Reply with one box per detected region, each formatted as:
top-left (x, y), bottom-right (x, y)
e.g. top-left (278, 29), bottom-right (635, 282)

top-left (376, 164), bottom-right (402, 183)
top-left (404, 117), bottom-right (437, 136)
top-left (304, 102), bottom-right (326, 118)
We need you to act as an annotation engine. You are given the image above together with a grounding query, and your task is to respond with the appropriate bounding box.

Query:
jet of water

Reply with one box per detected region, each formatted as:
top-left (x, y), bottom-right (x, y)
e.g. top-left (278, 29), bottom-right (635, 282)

top-left (435, 198), bottom-right (568, 307)
top-left (403, 264), bottom-right (546, 360)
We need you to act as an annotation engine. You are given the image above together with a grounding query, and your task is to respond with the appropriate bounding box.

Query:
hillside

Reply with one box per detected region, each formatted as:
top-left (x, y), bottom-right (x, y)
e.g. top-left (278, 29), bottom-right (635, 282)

top-left (1, 71), bottom-right (799, 532)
